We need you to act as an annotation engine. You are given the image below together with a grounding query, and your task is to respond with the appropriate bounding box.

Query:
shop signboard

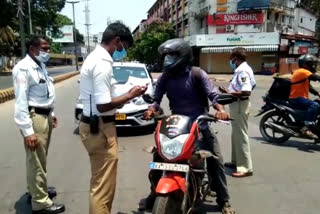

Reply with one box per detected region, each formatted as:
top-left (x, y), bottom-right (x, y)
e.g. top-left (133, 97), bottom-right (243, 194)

top-left (237, 0), bottom-right (270, 11)
top-left (193, 32), bottom-right (280, 47)
top-left (298, 46), bottom-right (308, 54)
top-left (286, 58), bottom-right (296, 64)
top-left (50, 25), bottom-right (74, 43)
top-left (208, 12), bottom-right (264, 25)
top-left (308, 47), bottom-right (319, 54)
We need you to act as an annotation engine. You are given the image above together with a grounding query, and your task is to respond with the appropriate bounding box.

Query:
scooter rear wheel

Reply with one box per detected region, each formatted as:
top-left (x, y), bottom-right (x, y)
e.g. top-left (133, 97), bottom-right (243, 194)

top-left (259, 110), bottom-right (291, 144)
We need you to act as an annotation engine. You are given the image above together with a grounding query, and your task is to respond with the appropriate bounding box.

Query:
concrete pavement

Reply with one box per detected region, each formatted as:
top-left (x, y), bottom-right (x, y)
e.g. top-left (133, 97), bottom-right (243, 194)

top-left (0, 75), bottom-right (319, 214)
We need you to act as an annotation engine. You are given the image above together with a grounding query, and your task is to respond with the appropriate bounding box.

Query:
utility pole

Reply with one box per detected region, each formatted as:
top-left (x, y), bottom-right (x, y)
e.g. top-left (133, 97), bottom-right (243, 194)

top-left (93, 35), bottom-right (98, 47)
top-left (17, 0), bottom-right (26, 57)
top-left (84, 0), bottom-right (91, 54)
top-left (27, 0), bottom-right (33, 34)
top-left (67, 1), bottom-right (80, 71)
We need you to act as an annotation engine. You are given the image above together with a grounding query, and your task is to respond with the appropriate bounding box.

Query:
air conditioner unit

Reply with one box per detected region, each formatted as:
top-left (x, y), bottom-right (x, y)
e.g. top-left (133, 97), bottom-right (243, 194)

top-left (226, 25), bottom-right (234, 32)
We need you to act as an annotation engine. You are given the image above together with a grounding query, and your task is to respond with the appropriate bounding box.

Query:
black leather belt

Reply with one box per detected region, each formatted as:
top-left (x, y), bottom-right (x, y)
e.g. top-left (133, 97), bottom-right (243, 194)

top-left (239, 97), bottom-right (249, 101)
top-left (28, 106), bottom-right (52, 116)
top-left (81, 115), bottom-right (115, 124)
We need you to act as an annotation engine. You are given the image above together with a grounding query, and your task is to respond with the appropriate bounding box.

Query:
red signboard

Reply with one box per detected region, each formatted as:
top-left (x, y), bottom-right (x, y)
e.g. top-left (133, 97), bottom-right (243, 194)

top-left (208, 12), bottom-right (264, 25)
top-left (298, 46), bottom-right (308, 54)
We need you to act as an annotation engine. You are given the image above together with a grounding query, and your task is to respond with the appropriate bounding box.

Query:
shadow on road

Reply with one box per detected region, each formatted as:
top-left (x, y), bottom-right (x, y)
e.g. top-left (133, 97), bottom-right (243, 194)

top-left (200, 203), bottom-right (222, 213)
top-left (117, 126), bottom-right (155, 137)
top-left (115, 211), bottom-right (148, 214)
top-left (116, 205), bottom-right (221, 214)
top-left (251, 136), bottom-right (320, 153)
top-left (14, 193), bottom-right (32, 214)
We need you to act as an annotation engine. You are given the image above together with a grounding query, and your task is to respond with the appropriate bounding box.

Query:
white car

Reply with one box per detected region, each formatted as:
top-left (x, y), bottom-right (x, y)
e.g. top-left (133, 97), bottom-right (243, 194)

top-left (75, 62), bottom-right (157, 128)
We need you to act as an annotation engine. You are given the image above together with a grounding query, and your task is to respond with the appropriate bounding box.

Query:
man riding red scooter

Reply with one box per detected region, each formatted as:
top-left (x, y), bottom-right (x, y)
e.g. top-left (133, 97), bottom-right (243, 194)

top-left (141, 39), bottom-right (236, 214)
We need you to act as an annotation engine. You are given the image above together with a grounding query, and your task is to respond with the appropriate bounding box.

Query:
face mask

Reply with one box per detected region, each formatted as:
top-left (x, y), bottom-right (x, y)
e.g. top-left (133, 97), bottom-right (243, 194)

top-left (112, 41), bottom-right (127, 61)
top-left (35, 51), bottom-right (50, 63)
top-left (229, 60), bottom-right (237, 70)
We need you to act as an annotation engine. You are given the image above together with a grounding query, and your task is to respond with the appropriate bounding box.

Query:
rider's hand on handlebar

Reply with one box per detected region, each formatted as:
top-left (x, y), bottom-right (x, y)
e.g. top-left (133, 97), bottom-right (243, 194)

top-left (218, 86), bottom-right (229, 94)
top-left (144, 108), bottom-right (158, 120)
top-left (144, 110), bottom-right (154, 120)
top-left (215, 111), bottom-right (230, 121)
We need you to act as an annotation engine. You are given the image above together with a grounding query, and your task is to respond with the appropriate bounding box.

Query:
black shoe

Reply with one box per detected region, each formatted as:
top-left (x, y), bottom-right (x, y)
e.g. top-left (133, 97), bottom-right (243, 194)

top-left (224, 162), bottom-right (236, 169)
top-left (27, 187), bottom-right (57, 204)
top-left (138, 194), bottom-right (156, 211)
top-left (32, 203), bottom-right (65, 214)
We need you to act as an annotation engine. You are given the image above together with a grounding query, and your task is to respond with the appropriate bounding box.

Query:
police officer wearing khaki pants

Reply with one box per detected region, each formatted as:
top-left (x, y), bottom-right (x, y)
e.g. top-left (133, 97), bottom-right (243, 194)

top-left (220, 47), bottom-right (256, 178)
top-left (13, 35), bottom-right (65, 213)
top-left (79, 21), bottom-right (147, 214)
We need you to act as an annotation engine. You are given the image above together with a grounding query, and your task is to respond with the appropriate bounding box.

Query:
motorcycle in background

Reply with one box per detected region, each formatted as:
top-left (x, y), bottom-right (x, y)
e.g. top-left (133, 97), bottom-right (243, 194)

top-left (256, 95), bottom-right (320, 144)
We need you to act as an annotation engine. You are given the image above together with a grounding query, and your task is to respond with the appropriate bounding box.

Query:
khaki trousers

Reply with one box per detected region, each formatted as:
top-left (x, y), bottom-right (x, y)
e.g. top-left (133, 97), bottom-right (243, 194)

top-left (229, 100), bottom-right (253, 173)
top-left (79, 119), bottom-right (118, 214)
top-left (24, 111), bottom-right (53, 211)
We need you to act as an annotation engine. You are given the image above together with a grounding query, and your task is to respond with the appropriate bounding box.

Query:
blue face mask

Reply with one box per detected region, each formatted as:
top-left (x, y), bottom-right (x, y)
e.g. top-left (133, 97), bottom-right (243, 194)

top-left (112, 41), bottom-right (127, 61)
top-left (229, 60), bottom-right (237, 70)
top-left (35, 51), bottom-right (50, 63)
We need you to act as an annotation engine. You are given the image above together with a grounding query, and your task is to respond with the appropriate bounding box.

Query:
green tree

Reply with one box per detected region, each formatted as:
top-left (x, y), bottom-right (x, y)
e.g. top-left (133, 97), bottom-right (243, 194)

top-left (128, 21), bottom-right (175, 65)
top-left (30, 0), bottom-right (66, 36)
top-left (50, 42), bottom-right (63, 53)
top-left (0, 0), bottom-right (17, 56)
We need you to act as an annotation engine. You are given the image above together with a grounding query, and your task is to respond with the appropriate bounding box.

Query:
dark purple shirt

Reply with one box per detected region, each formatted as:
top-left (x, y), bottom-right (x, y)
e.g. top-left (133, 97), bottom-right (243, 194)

top-left (153, 67), bottom-right (219, 121)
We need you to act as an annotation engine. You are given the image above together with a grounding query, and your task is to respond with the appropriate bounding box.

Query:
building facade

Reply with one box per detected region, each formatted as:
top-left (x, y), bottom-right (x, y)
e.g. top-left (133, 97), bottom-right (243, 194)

top-left (145, 0), bottom-right (318, 74)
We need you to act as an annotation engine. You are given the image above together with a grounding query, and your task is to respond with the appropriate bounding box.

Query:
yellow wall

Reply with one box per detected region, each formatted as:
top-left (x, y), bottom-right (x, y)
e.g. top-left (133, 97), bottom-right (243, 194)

top-left (200, 52), bottom-right (263, 74)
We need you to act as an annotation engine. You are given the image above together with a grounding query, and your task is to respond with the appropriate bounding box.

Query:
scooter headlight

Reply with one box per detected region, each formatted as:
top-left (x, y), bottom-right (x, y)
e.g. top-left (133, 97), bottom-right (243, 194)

top-left (159, 134), bottom-right (189, 160)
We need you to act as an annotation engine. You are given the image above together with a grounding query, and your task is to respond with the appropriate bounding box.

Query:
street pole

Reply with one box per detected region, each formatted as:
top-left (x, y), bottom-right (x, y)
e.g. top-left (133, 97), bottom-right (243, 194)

top-left (27, 0), bottom-right (33, 34)
top-left (17, 0), bottom-right (26, 57)
top-left (67, 1), bottom-right (80, 71)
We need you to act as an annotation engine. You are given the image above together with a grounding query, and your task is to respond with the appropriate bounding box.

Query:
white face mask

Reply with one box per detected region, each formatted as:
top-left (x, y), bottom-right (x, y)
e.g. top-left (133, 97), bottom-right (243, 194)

top-left (35, 51), bottom-right (50, 63)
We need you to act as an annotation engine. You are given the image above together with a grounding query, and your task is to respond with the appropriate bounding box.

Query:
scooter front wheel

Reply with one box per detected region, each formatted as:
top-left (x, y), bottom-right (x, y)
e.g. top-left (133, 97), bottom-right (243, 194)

top-left (152, 194), bottom-right (183, 214)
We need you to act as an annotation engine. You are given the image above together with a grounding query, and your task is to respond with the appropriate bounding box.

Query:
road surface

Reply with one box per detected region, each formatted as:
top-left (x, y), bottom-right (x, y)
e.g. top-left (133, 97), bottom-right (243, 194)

top-left (0, 74), bottom-right (319, 214)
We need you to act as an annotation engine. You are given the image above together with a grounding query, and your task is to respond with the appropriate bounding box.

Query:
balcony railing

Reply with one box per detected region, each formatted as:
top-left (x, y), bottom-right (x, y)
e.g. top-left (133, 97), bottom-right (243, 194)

top-left (269, 0), bottom-right (295, 11)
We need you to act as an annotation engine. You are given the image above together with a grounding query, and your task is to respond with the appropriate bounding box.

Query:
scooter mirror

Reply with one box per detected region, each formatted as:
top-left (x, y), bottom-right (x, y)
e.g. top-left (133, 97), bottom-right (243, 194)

top-left (142, 94), bottom-right (154, 104)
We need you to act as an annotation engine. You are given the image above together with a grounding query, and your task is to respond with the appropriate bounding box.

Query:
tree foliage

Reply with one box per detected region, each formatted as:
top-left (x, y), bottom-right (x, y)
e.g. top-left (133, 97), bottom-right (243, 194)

top-left (128, 21), bottom-right (175, 65)
top-left (0, 1), bottom-right (84, 56)
top-left (30, 0), bottom-right (66, 36)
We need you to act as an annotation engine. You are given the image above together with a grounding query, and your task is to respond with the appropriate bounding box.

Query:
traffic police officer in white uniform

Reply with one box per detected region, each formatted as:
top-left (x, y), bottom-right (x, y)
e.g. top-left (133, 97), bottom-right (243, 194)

top-left (13, 35), bottom-right (65, 214)
top-left (79, 22), bottom-right (147, 214)
top-left (220, 47), bottom-right (256, 178)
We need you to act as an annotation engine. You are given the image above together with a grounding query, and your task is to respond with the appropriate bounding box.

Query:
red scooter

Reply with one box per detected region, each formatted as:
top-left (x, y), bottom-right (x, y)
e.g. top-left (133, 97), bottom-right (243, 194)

top-left (149, 113), bottom-right (230, 214)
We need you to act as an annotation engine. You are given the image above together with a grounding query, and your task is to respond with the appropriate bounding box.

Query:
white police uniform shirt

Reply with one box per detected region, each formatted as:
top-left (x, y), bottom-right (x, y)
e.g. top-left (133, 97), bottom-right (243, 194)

top-left (79, 45), bottom-right (115, 117)
top-left (228, 61), bottom-right (256, 93)
top-left (13, 54), bottom-right (55, 137)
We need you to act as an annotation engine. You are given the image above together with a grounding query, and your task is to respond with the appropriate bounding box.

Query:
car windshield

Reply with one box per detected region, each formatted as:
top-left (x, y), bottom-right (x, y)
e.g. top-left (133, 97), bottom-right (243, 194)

top-left (113, 66), bottom-right (148, 84)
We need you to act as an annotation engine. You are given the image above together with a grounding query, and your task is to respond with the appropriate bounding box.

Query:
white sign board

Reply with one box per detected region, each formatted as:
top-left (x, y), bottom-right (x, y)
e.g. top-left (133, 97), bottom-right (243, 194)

top-left (189, 32), bottom-right (280, 47)
top-left (51, 25), bottom-right (74, 43)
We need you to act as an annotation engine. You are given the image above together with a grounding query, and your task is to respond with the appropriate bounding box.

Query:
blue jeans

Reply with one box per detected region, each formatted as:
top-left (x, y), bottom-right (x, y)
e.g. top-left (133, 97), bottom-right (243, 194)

top-left (289, 97), bottom-right (320, 125)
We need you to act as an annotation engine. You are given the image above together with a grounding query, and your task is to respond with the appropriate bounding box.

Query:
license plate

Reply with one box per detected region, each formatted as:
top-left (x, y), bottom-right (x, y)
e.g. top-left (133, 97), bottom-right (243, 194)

top-left (149, 162), bottom-right (189, 172)
top-left (115, 113), bottom-right (126, 120)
